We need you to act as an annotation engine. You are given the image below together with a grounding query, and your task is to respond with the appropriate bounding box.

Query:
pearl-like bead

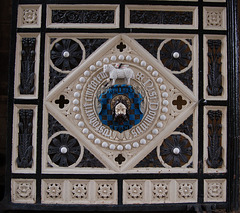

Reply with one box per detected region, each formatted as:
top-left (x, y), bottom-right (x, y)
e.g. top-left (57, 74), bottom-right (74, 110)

top-left (73, 106), bottom-right (79, 112)
top-left (147, 65), bottom-right (153, 71)
top-left (111, 55), bottom-right (116, 61)
top-left (140, 139), bottom-right (146, 145)
top-left (157, 122), bottom-right (163, 128)
top-left (103, 58), bottom-right (109, 63)
top-left (78, 121), bottom-right (84, 127)
top-left (152, 129), bottom-right (159, 135)
top-left (82, 128), bottom-right (89, 134)
top-left (62, 51), bottom-right (70, 58)
top-left (74, 92), bottom-right (80, 98)
top-left (125, 144), bottom-right (131, 150)
top-left (160, 115), bottom-right (167, 121)
top-left (160, 85), bottom-right (166, 90)
top-left (60, 146), bottom-right (68, 154)
top-left (84, 70), bottom-right (90, 76)
top-left (162, 92), bottom-right (168, 98)
top-left (90, 65), bottom-right (96, 71)
top-left (73, 99), bottom-right (79, 105)
top-left (163, 100), bottom-right (169, 106)
top-left (133, 57), bottom-right (139, 63)
top-left (173, 147), bottom-right (180, 154)
top-left (173, 52), bottom-right (180, 59)
top-left (157, 78), bottom-right (163, 83)
top-left (147, 134), bottom-right (153, 140)
top-left (152, 71), bottom-right (158, 77)
top-left (76, 84), bottom-right (82, 90)
top-left (79, 77), bottom-right (85, 83)
top-left (126, 55), bottom-right (132, 61)
top-left (109, 144), bottom-right (116, 150)
top-left (94, 138), bottom-right (101, 144)
top-left (117, 145), bottom-right (123, 151)
top-left (140, 61), bottom-right (146, 67)
top-left (96, 61), bottom-right (102, 66)
top-left (118, 55), bottom-right (124, 60)
top-left (102, 142), bottom-right (108, 148)
top-left (88, 134), bottom-right (94, 140)
top-left (133, 142), bottom-right (139, 148)
top-left (75, 114), bottom-right (81, 120)
top-left (162, 107), bottom-right (168, 113)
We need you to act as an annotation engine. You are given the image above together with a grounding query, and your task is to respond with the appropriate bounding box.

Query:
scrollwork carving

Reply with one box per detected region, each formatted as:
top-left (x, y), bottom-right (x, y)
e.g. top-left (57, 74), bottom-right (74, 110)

top-left (130, 10), bottom-right (193, 25)
top-left (19, 38), bottom-right (36, 94)
top-left (52, 10), bottom-right (114, 24)
top-left (16, 109), bottom-right (33, 168)
top-left (207, 40), bottom-right (223, 96)
top-left (207, 110), bottom-right (223, 169)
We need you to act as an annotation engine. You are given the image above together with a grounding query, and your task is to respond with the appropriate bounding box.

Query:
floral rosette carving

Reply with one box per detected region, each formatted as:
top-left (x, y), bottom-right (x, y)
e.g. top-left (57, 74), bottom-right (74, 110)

top-left (16, 182), bottom-right (32, 198)
top-left (97, 183), bottom-right (113, 199)
top-left (127, 183), bottom-right (143, 199)
top-left (46, 183), bottom-right (62, 198)
top-left (72, 183), bottom-right (88, 199)
top-left (153, 183), bottom-right (168, 199)
top-left (178, 183), bottom-right (193, 198)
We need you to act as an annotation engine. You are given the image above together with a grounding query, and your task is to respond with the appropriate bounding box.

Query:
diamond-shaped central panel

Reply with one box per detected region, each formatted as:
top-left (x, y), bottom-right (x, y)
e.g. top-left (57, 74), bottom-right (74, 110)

top-left (45, 35), bottom-right (197, 172)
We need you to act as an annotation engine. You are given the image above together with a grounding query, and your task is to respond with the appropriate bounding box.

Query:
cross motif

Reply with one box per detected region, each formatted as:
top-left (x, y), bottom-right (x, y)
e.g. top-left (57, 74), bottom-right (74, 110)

top-left (55, 95), bottom-right (69, 109)
top-left (172, 95), bottom-right (187, 110)
top-left (117, 42), bottom-right (126, 52)
top-left (115, 154), bottom-right (126, 165)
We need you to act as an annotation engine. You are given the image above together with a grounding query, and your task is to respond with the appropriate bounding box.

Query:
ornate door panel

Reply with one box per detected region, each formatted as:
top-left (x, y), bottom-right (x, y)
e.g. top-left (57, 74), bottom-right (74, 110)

top-left (2, 0), bottom-right (239, 212)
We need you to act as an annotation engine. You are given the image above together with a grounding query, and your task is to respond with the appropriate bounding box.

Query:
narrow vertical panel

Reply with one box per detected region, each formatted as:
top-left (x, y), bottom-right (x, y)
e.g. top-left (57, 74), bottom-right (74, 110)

top-left (203, 35), bottom-right (227, 100)
top-left (14, 33), bottom-right (40, 99)
top-left (12, 105), bottom-right (37, 173)
top-left (204, 106), bottom-right (227, 173)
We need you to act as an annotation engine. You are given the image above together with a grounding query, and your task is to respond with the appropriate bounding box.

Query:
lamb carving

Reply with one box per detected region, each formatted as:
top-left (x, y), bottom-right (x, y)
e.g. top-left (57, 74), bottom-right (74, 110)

top-left (103, 64), bottom-right (134, 85)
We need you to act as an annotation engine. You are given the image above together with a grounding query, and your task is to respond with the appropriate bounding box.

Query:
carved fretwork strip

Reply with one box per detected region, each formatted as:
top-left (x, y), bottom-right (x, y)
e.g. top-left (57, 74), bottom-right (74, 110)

top-left (130, 10), bottom-right (193, 25)
top-left (19, 38), bottom-right (36, 94)
top-left (207, 40), bottom-right (223, 96)
top-left (52, 10), bottom-right (115, 24)
top-left (16, 109), bottom-right (33, 168)
top-left (207, 110), bottom-right (223, 169)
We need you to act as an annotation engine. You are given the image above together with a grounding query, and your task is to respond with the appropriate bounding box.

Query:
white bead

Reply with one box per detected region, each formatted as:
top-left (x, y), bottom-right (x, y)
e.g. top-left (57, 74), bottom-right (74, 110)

top-left (60, 146), bottom-right (68, 154)
top-left (90, 65), bottom-right (96, 71)
top-left (94, 138), bottom-right (101, 144)
top-left (133, 57), bottom-right (139, 63)
top-left (73, 99), bottom-right (79, 105)
top-left (157, 78), bottom-right (163, 83)
top-left (126, 55), bottom-right (132, 61)
top-left (157, 122), bottom-right (163, 128)
top-left (75, 114), bottom-right (81, 120)
top-left (173, 147), bottom-right (180, 154)
top-left (117, 145), bottom-right (123, 151)
top-left (63, 51), bottom-right (70, 58)
top-left (147, 65), bottom-right (153, 71)
top-left (173, 52), bottom-right (180, 59)
top-left (102, 142), bottom-right (108, 148)
top-left (160, 85), bottom-right (166, 90)
top-left (78, 121), bottom-right (84, 127)
top-left (103, 58), bottom-right (109, 63)
top-left (73, 106), bottom-right (79, 112)
top-left (152, 71), bottom-right (158, 77)
top-left (88, 134), bottom-right (94, 140)
top-left (162, 92), bottom-right (168, 98)
top-left (160, 115), bottom-right (167, 121)
top-left (140, 139), bottom-right (146, 145)
top-left (82, 128), bottom-right (89, 134)
top-left (152, 129), bottom-right (159, 135)
top-left (96, 61), bottom-right (102, 67)
top-left (147, 134), bottom-right (153, 140)
top-left (79, 77), bottom-right (85, 83)
top-left (163, 100), bottom-right (169, 106)
top-left (76, 84), bottom-right (82, 90)
top-left (133, 142), bottom-right (139, 148)
top-left (84, 70), bottom-right (90, 76)
top-left (111, 55), bottom-right (116, 61)
top-left (140, 60), bottom-right (146, 66)
top-left (162, 107), bottom-right (168, 113)
top-left (109, 144), bottom-right (116, 150)
top-left (118, 55), bottom-right (124, 60)
top-left (125, 144), bottom-right (131, 150)
top-left (74, 92), bottom-right (80, 98)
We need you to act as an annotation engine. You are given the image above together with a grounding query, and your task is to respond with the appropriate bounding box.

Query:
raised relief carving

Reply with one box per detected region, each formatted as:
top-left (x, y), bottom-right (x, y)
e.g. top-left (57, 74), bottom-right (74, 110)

top-left (19, 38), bottom-right (36, 94)
top-left (45, 35), bottom-right (197, 172)
top-left (23, 9), bottom-right (38, 24)
top-left (207, 110), bottom-right (223, 168)
top-left (17, 109), bottom-right (33, 168)
top-left (207, 40), bottom-right (223, 96)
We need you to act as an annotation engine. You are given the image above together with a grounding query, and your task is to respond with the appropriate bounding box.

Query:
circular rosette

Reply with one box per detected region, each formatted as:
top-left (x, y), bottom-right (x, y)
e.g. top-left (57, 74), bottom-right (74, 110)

top-left (50, 39), bottom-right (83, 71)
top-left (159, 39), bottom-right (192, 72)
top-left (48, 134), bottom-right (81, 167)
top-left (159, 133), bottom-right (192, 167)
